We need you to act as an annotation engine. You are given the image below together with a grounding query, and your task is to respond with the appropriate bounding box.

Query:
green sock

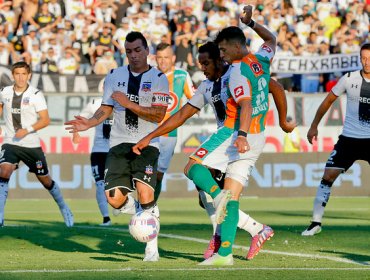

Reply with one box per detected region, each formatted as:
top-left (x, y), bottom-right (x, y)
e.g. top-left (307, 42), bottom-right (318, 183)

top-left (154, 180), bottom-right (162, 202)
top-left (218, 200), bottom-right (239, 257)
top-left (187, 164), bottom-right (221, 199)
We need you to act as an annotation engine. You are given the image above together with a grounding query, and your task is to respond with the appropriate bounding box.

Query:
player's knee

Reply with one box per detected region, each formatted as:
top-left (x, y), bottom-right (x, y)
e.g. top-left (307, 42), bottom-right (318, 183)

top-left (0, 164), bottom-right (14, 179)
top-left (225, 173), bottom-right (248, 188)
top-left (184, 160), bottom-right (196, 178)
top-left (106, 187), bottom-right (129, 208)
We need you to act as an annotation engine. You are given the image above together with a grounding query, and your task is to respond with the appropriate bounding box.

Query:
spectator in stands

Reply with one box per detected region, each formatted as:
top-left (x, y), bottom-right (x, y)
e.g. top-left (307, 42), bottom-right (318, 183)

top-left (23, 25), bottom-right (38, 53)
top-left (94, 0), bottom-right (116, 23)
top-left (207, 6), bottom-right (230, 39)
top-left (301, 44), bottom-right (320, 93)
top-left (64, 0), bottom-right (85, 19)
top-left (75, 30), bottom-right (93, 75)
top-left (316, 0), bottom-right (335, 22)
top-left (276, 41), bottom-right (294, 92)
top-left (149, 15), bottom-right (169, 50)
top-left (174, 20), bottom-right (194, 71)
top-left (0, 1), bottom-right (16, 40)
top-left (93, 49), bottom-right (117, 75)
top-left (0, 38), bottom-right (10, 65)
top-left (113, 0), bottom-right (131, 27)
top-left (322, 7), bottom-right (341, 41)
top-left (48, 0), bottom-right (62, 19)
top-left (178, 5), bottom-right (199, 32)
top-left (112, 17), bottom-right (129, 66)
top-left (41, 47), bottom-right (58, 73)
top-left (29, 42), bottom-right (42, 72)
top-left (58, 46), bottom-right (79, 75)
top-left (325, 72), bottom-right (341, 92)
top-left (29, 2), bottom-right (58, 31)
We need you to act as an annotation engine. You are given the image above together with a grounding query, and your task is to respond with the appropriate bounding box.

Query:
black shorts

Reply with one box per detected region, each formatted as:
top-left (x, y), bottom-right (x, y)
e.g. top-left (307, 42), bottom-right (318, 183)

top-left (104, 143), bottom-right (159, 192)
top-left (326, 135), bottom-right (370, 171)
top-left (90, 152), bottom-right (108, 182)
top-left (0, 143), bottom-right (49, 175)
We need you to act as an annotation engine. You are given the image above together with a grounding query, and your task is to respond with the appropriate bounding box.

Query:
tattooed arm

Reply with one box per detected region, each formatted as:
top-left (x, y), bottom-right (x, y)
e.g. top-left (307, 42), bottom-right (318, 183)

top-left (65, 105), bottom-right (113, 133)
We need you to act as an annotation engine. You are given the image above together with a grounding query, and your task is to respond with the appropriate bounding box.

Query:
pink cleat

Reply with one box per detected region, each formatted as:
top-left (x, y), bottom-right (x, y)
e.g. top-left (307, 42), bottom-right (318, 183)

top-left (204, 234), bottom-right (221, 259)
top-left (246, 225), bottom-right (274, 260)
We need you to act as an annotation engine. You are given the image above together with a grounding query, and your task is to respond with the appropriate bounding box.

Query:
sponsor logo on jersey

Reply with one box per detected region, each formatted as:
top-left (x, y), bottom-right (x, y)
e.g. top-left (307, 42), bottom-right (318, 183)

top-left (11, 108), bottom-right (21, 114)
top-left (117, 81), bottom-right (126, 87)
top-left (262, 44), bottom-right (272, 53)
top-left (143, 175), bottom-right (151, 182)
top-left (141, 82), bottom-right (152, 92)
top-left (36, 160), bottom-right (43, 169)
top-left (250, 62), bottom-right (263, 75)
top-left (195, 148), bottom-right (208, 158)
top-left (145, 165), bottom-right (153, 175)
top-left (22, 97), bottom-right (30, 105)
top-left (166, 91), bottom-right (179, 113)
top-left (234, 86), bottom-right (244, 98)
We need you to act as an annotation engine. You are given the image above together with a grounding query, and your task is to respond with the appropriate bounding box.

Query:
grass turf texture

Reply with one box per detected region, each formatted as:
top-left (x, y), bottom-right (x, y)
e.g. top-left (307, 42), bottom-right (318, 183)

top-left (0, 197), bottom-right (369, 280)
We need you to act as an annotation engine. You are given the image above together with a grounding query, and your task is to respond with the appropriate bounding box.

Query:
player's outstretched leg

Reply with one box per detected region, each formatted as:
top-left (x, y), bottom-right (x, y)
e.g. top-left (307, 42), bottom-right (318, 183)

top-left (302, 179), bottom-right (333, 236)
top-left (48, 181), bottom-right (74, 227)
top-left (96, 180), bottom-right (111, 226)
top-left (246, 225), bottom-right (274, 260)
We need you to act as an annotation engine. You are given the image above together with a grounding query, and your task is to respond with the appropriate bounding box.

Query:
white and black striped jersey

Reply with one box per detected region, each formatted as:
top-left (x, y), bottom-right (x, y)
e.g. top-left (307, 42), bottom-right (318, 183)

top-left (188, 65), bottom-right (232, 128)
top-left (332, 70), bottom-right (370, 138)
top-left (102, 66), bottom-right (169, 148)
top-left (80, 98), bottom-right (111, 153)
top-left (0, 84), bottom-right (47, 148)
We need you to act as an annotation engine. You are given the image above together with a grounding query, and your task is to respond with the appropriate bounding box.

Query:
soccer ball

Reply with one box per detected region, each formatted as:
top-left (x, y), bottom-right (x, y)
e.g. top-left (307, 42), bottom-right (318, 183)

top-left (129, 211), bottom-right (160, 243)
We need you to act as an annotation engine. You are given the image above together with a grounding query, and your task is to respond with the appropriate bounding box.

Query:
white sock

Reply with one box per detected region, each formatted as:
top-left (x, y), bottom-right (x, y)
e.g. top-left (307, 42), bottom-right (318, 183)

top-left (48, 181), bottom-right (66, 209)
top-left (96, 180), bottom-right (109, 218)
top-left (0, 179), bottom-right (9, 223)
top-left (199, 191), bottom-right (217, 234)
top-left (312, 182), bottom-right (332, 223)
top-left (145, 204), bottom-right (160, 252)
top-left (238, 210), bottom-right (263, 236)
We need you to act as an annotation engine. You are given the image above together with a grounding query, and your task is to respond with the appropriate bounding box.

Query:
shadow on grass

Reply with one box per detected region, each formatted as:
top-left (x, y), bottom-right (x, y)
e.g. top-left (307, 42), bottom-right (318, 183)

top-left (0, 219), bottom-right (207, 263)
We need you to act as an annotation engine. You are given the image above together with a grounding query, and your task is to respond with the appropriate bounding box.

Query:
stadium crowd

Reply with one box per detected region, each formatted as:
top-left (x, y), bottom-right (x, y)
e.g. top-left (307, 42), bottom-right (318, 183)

top-left (0, 0), bottom-right (368, 92)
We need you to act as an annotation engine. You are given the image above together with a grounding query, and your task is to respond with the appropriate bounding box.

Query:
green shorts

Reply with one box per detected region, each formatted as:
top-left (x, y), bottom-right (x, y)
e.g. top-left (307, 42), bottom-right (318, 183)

top-left (104, 143), bottom-right (159, 192)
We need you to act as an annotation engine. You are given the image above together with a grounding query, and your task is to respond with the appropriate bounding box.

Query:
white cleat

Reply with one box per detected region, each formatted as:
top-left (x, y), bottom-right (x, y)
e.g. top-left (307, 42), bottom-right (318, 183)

top-left (112, 196), bottom-right (138, 216)
top-left (60, 206), bottom-right (74, 227)
top-left (214, 190), bottom-right (232, 224)
top-left (143, 250), bottom-right (159, 262)
top-left (198, 253), bottom-right (233, 266)
top-left (99, 220), bottom-right (111, 227)
top-left (302, 223), bottom-right (322, 236)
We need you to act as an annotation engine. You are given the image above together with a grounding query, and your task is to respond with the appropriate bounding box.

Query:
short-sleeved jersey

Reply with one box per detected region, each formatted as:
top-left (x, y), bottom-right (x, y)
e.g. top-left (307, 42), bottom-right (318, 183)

top-left (188, 65), bottom-right (232, 128)
top-left (0, 85), bottom-right (47, 148)
top-left (227, 44), bottom-right (275, 133)
top-left (161, 67), bottom-right (194, 137)
top-left (102, 66), bottom-right (169, 148)
top-left (332, 70), bottom-right (370, 138)
top-left (79, 98), bottom-right (112, 153)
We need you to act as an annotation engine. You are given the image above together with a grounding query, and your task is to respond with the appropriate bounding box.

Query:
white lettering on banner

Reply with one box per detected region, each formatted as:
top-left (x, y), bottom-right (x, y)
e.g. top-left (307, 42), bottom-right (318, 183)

top-left (251, 163), bottom-right (361, 188)
top-left (271, 53), bottom-right (361, 74)
top-left (41, 74), bottom-right (57, 92)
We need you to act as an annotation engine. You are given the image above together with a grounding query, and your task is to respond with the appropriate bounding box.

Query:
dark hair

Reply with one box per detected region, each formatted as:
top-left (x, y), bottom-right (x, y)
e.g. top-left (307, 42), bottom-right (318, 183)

top-left (125, 31), bottom-right (148, 49)
top-left (11, 61), bottom-right (31, 74)
top-left (214, 26), bottom-right (246, 46)
top-left (199, 42), bottom-right (220, 61)
top-left (360, 43), bottom-right (370, 54)
top-left (156, 42), bottom-right (171, 52)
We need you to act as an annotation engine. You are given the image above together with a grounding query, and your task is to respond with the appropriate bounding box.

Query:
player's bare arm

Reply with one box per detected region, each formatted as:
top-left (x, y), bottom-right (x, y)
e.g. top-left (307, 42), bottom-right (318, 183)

top-left (132, 104), bottom-right (199, 155)
top-left (240, 5), bottom-right (276, 53)
top-left (15, 109), bottom-right (50, 139)
top-left (65, 105), bottom-right (113, 133)
top-left (269, 79), bottom-right (296, 133)
top-left (111, 91), bottom-right (167, 123)
top-left (234, 98), bottom-right (252, 153)
top-left (307, 91), bottom-right (338, 144)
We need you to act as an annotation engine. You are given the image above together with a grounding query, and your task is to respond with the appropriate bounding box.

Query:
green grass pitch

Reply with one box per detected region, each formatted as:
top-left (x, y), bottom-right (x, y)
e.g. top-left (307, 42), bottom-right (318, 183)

top-left (0, 197), bottom-right (369, 279)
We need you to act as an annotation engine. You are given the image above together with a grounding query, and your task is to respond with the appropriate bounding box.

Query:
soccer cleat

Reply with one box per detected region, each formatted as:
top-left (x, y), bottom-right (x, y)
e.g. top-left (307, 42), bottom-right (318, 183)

top-left (198, 253), bottom-right (233, 266)
top-left (204, 234), bottom-right (221, 259)
top-left (99, 219), bottom-right (111, 227)
top-left (60, 206), bottom-right (74, 227)
top-left (143, 249), bottom-right (160, 262)
top-left (302, 222), bottom-right (322, 236)
top-left (112, 196), bottom-right (138, 216)
top-left (246, 225), bottom-right (274, 260)
top-left (214, 190), bottom-right (232, 224)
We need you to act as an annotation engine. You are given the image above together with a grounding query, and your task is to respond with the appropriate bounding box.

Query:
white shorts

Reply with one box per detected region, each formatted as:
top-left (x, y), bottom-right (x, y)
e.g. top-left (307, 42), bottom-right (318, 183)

top-left (157, 136), bottom-right (177, 173)
top-left (190, 127), bottom-right (265, 174)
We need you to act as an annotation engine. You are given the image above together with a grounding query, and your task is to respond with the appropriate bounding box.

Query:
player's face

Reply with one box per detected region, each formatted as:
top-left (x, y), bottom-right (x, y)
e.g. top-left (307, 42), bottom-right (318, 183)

top-left (125, 39), bottom-right (149, 72)
top-left (361, 49), bottom-right (370, 75)
top-left (156, 47), bottom-right (174, 74)
top-left (218, 40), bottom-right (241, 64)
top-left (198, 52), bottom-right (217, 81)
top-left (12, 67), bottom-right (31, 90)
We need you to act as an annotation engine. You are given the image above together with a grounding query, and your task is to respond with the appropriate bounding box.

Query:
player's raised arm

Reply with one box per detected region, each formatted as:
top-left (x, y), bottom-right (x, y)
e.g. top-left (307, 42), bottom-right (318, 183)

top-left (240, 5), bottom-right (276, 53)
top-left (132, 104), bottom-right (199, 155)
top-left (65, 105), bottom-right (113, 133)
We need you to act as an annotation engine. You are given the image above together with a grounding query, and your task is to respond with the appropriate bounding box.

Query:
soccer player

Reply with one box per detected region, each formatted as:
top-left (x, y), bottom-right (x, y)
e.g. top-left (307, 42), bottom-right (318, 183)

top-left (0, 61), bottom-right (74, 227)
top-left (188, 6), bottom-right (276, 265)
top-left (302, 43), bottom-right (370, 236)
top-left (155, 43), bottom-right (194, 201)
top-left (65, 31), bottom-right (169, 262)
top-left (72, 98), bottom-right (113, 226)
top-left (133, 41), bottom-right (294, 261)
